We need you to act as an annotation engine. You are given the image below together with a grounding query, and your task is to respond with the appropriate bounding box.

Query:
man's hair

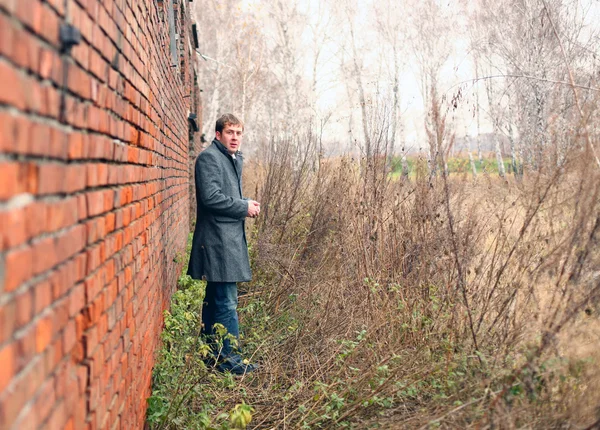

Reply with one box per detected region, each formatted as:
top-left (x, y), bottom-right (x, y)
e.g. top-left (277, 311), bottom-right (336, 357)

top-left (215, 113), bottom-right (244, 133)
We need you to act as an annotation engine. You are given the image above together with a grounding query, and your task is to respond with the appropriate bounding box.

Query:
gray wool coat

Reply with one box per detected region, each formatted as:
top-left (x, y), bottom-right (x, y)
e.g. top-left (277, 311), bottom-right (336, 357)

top-left (187, 139), bottom-right (252, 282)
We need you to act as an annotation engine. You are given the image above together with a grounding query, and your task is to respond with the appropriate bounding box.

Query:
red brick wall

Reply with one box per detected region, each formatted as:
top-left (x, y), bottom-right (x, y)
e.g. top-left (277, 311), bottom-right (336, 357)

top-left (0, 0), bottom-right (199, 428)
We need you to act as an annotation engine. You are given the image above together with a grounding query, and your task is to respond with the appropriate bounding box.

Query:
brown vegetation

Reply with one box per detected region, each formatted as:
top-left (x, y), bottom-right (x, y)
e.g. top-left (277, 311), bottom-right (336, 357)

top-left (231, 127), bottom-right (600, 428)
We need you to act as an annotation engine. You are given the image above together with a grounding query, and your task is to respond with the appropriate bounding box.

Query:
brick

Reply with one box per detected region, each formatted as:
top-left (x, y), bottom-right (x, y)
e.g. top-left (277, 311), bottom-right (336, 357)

top-left (26, 31), bottom-right (41, 73)
top-left (0, 162), bottom-right (19, 200)
top-left (12, 116), bottom-right (33, 154)
top-left (47, 198), bottom-right (79, 233)
top-left (68, 132), bottom-right (85, 159)
top-left (86, 164), bottom-right (98, 187)
top-left (104, 213), bottom-right (116, 234)
top-left (65, 165), bottom-right (87, 193)
top-left (0, 301), bottom-right (16, 345)
top-left (47, 330), bottom-right (63, 372)
top-left (74, 253), bottom-right (87, 282)
top-left (39, 4), bottom-right (61, 47)
top-left (48, 269), bottom-right (63, 302)
top-left (43, 85), bottom-right (62, 118)
top-left (49, 128), bottom-right (69, 159)
top-left (14, 0), bottom-right (40, 30)
top-left (15, 323), bottom-right (36, 372)
top-left (54, 361), bottom-right (70, 400)
top-left (97, 313), bottom-right (108, 340)
top-left (0, 206), bottom-right (27, 249)
top-left (35, 313), bottom-right (54, 353)
top-left (15, 289), bottom-right (33, 328)
top-left (0, 162), bottom-right (37, 200)
top-left (63, 319), bottom-right (77, 354)
top-left (69, 283), bottom-right (85, 317)
top-left (78, 3), bottom-right (93, 43)
top-left (76, 196), bottom-right (88, 223)
top-left (106, 280), bottom-right (118, 305)
top-left (83, 326), bottom-right (98, 357)
top-left (0, 343), bottom-right (15, 393)
top-left (127, 147), bottom-right (139, 163)
top-left (103, 190), bottom-right (114, 212)
top-left (29, 121), bottom-right (52, 156)
top-left (3, 246), bottom-right (33, 293)
top-left (63, 96), bottom-right (77, 126)
top-left (76, 364), bottom-right (87, 395)
top-left (84, 292), bottom-right (105, 328)
top-left (25, 201), bottom-right (47, 238)
top-left (86, 163), bottom-right (109, 188)
top-left (86, 218), bottom-right (102, 245)
top-left (64, 417), bottom-right (75, 430)
top-left (72, 39), bottom-right (89, 71)
top-left (97, 163), bottom-right (108, 185)
top-left (105, 260), bottom-right (115, 286)
top-left (40, 48), bottom-right (56, 79)
top-left (32, 378), bottom-right (56, 428)
top-left (87, 190), bottom-right (107, 217)
top-left (0, 362), bottom-right (33, 427)
top-left (54, 225), bottom-right (86, 263)
top-left (75, 313), bottom-right (86, 339)
top-left (0, 57), bottom-right (25, 110)
top-left (0, 13), bottom-right (15, 60)
top-left (23, 76), bottom-right (44, 114)
top-left (46, 0), bottom-right (65, 15)
top-left (32, 236), bottom-right (57, 276)
top-left (52, 297), bottom-right (70, 334)
top-left (37, 164), bottom-right (65, 195)
top-left (45, 400), bottom-right (67, 430)
top-left (90, 50), bottom-right (107, 82)
top-left (37, 163), bottom-right (86, 195)
top-left (13, 406), bottom-right (38, 430)
top-left (34, 280), bottom-right (52, 315)
top-left (0, 112), bottom-right (14, 152)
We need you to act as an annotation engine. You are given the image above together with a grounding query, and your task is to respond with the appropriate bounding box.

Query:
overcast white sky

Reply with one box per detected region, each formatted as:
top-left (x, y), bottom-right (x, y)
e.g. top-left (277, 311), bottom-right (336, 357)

top-left (237, 0), bottom-right (600, 153)
top-left (296, 0), bottom-right (486, 152)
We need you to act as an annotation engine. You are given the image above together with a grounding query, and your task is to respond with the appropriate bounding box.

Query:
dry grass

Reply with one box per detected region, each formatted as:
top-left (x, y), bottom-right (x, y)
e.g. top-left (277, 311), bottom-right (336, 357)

top-left (230, 129), bottom-right (600, 428)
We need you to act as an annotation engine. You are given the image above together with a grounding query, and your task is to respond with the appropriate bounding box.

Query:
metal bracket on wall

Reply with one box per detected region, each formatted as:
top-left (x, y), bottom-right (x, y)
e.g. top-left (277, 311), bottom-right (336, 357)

top-left (59, 23), bottom-right (81, 54)
top-left (188, 113), bottom-right (199, 132)
top-left (192, 23), bottom-right (199, 49)
top-left (58, 23), bottom-right (82, 123)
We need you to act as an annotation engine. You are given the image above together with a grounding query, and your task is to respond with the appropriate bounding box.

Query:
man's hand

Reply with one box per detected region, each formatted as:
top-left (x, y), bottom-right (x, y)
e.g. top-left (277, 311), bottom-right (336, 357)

top-left (247, 200), bottom-right (260, 218)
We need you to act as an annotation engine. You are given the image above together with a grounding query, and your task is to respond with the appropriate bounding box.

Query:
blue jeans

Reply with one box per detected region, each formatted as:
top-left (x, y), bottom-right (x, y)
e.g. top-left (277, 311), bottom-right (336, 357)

top-left (202, 282), bottom-right (240, 358)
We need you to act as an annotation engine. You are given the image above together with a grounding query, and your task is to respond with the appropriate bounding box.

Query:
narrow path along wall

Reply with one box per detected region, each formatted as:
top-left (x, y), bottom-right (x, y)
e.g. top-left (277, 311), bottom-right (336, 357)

top-left (0, 0), bottom-right (200, 428)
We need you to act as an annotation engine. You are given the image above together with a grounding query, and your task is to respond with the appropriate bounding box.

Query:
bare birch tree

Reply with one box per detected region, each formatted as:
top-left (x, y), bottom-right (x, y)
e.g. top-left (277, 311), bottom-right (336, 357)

top-left (374, 0), bottom-right (409, 176)
top-left (409, 0), bottom-right (454, 176)
top-left (478, 0), bottom-right (599, 172)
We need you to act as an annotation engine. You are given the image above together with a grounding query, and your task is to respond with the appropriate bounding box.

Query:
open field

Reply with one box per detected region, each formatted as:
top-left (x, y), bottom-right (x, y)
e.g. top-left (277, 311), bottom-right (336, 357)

top-left (389, 155), bottom-right (517, 179)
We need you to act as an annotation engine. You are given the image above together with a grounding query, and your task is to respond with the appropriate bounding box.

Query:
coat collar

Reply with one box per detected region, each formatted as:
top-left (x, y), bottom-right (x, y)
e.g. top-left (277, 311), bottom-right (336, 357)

top-left (213, 138), bottom-right (242, 159)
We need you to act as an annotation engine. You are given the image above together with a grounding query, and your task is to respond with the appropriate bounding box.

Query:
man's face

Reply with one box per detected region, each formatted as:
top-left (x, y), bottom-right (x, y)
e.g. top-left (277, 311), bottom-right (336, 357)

top-left (216, 123), bottom-right (243, 155)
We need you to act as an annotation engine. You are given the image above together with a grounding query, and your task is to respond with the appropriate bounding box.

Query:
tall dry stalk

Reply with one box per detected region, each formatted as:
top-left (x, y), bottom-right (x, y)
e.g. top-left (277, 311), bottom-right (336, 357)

top-left (239, 101), bottom-right (600, 427)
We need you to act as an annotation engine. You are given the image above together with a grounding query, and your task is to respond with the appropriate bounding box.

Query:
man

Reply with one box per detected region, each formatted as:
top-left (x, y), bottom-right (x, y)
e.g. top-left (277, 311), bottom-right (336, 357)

top-left (187, 113), bottom-right (260, 374)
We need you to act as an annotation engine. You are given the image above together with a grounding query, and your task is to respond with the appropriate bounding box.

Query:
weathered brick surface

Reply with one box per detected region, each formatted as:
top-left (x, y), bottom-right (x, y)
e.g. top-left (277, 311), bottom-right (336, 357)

top-left (0, 0), bottom-right (201, 428)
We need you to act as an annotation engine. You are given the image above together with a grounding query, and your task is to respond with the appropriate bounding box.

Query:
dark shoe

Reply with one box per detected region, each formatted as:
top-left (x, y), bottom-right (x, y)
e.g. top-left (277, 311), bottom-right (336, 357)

top-left (216, 355), bottom-right (258, 375)
top-left (202, 355), bottom-right (218, 368)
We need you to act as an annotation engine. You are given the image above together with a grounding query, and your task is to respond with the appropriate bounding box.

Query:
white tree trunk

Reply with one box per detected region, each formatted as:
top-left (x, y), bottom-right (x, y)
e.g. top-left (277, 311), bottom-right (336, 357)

top-left (494, 131), bottom-right (505, 178)
top-left (348, 17), bottom-right (371, 159)
top-left (475, 57), bottom-right (483, 163)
